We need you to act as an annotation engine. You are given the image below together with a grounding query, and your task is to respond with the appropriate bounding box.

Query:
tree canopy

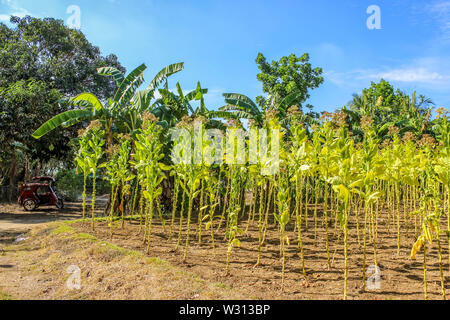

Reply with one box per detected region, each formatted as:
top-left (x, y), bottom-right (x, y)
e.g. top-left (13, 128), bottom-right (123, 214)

top-left (0, 16), bottom-right (125, 194)
top-left (343, 79), bottom-right (436, 142)
top-left (0, 16), bottom-right (125, 100)
top-left (255, 52), bottom-right (324, 113)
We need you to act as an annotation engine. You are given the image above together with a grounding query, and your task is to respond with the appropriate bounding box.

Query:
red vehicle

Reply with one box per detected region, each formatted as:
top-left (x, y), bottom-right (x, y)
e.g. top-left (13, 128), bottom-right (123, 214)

top-left (18, 176), bottom-right (64, 211)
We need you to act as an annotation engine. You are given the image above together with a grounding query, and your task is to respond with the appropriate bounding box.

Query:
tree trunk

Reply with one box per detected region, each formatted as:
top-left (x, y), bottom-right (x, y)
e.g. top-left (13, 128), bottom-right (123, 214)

top-left (24, 155), bottom-right (31, 182)
top-left (34, 161), bottom-right (41, 177)
top-left (8, 153), bottom-right (17, 202)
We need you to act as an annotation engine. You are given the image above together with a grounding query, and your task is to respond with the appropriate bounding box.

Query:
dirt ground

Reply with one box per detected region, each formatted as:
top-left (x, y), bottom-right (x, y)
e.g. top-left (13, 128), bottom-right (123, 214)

top-left (0, 202), bottom-right (80, 232)
top-left (1, 201), bottom-right (449, 300)
top-left (0, 202), bottom-right (246, 300)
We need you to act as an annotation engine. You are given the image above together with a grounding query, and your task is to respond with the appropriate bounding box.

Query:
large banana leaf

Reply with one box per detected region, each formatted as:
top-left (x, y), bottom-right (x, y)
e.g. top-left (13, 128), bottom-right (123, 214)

top-left (377, 121), bottom-right (395, 137)
top-left (341, 108), bottom-right (361, 122)
top-left (114, 64), bottom-right (147, 103)
top-left (185, 88), bottom-right (208, 101)
top-left (277, 91), bottom-right (302, 113)
top-left (97, 67), bottom-right (125, 86)
top-left (223, 93), bottom-right (260, 117)
top-left (147, 63), bottom-right (184, 91)
top-left (215, 110), bottom-right (252, 120)
top-left (132, 89), bottom-right (154, 112)
top-left (220, 104), bottom-right (249, 113)
top-left (32, 108), bottom-right (94, 139)
top-left (115, 75), bottom-right (145, 110)
top-left (176, 82), bottom-right (185, 99)
top-left (73, 93), bottom-right (105, 112)
top-left (158, 88), bottom-right (179, 104)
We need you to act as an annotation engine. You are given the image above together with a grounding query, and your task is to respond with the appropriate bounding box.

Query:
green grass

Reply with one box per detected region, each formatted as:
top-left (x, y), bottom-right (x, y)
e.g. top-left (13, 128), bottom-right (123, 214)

top-left (51, 224), bottom-right (76, 235)
top-left (75, 233), bottom-right (98, 241)
top-left (99, 241), bottom-right (124, 252)
top-left (146, 256), bottom-right (169, 267)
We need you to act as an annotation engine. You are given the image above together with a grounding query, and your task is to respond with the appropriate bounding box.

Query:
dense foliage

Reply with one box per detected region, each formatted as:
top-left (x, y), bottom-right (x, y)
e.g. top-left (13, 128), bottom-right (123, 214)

top-left (31, 62), bottom-right (450, 300)
top-left (0, 16), bottom-right (125, 200)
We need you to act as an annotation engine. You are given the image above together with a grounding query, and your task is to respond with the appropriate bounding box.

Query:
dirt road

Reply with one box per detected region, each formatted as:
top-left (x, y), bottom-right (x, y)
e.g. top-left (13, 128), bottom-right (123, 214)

top-left (0, 202), bottom-right (84, 245)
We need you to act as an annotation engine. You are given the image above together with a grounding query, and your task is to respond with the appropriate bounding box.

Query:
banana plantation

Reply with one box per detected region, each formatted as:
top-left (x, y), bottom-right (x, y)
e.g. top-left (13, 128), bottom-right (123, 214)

top-left (32, 63), bottom-right (450, 300)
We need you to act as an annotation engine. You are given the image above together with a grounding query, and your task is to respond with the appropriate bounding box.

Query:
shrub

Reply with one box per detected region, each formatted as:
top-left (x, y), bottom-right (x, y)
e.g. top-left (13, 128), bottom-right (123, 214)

top-left (55, 168), bottom-right (82, 201)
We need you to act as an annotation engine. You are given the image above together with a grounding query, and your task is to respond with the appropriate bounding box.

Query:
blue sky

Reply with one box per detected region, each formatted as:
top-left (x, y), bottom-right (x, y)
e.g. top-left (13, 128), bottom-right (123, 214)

top-left (1, 0), bottom-right (450, 114)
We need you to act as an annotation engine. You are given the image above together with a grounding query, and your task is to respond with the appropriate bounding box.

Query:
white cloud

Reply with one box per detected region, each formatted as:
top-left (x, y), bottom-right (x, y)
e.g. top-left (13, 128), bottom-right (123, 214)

top-left (325, 57), bottom-right (450, 90)
top-left (427, 1), bottom-right (450, 40)
top-left (363, 68), bottom-right (447, 83)
top-left (0, 0), bottom-right (31, 22)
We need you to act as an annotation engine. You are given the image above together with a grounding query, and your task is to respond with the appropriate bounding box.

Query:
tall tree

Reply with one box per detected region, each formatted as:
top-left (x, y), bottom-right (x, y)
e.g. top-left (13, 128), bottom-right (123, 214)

top-left (255, 52), bottom-right (323, 114)
top-left (0, 80), bottom-right (72, 200)
top-left (0, 16), bottom-right (125, 197)
top-left (219, 53), bottom-right (324, 128)
top-left (0, 16), bottom-right (125, 99)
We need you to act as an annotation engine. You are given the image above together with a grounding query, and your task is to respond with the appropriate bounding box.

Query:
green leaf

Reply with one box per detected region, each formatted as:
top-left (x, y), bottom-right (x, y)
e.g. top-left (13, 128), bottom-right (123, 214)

top-left (132, 89), bottom-right (154, 112)
top-left (143, 190), bottom-right (152, 200)
top-left (114, 64), bottom-right (147, 104)
top-left (349, 179), bottom-right (364, 189)
top-left (222, 93), bottom-right (260, 117)
top-left (32, 109), bottom-right (94, 139)
top-left (334, 184), bottom-right (350, 205)
top-left (147, 63), bottom-right (184, 91)
top-left (278, 90), bottom-right (303, 113)
top-left (366, 191), bottom-right (382, 205)
top-left (155, 187), bottom-right (162, 197)
top-left (124, 175), bottom-right (136, 182)
top-left (192, 190), bottom-right (201, 199)
top-left (158, 163), bottom-right (172, 171)
top-left (73, 93), bottom-right (105, 112)
top-left (185, 88), bottom-right (208, 101)
top-left (97, 67), bottom-right (125, 86)
top-left (281, 212), bottom-right (290, 225)
top-left (231, 238), bottom-right (241, 248)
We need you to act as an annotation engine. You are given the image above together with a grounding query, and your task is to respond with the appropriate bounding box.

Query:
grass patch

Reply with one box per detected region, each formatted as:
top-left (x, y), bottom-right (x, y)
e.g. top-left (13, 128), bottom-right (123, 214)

top-left (51, 224), bottom-right (76, 235)
top-left (99, 241), bottom-right (124, 252)
top-left (146, 256), bottom-right (169, 267)
top-left (75, 233), bottom-right (97, 241)
top-left (215, 282), bottom-right (232, 290)
top-left (126, 249), bottom-right (145, 258)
